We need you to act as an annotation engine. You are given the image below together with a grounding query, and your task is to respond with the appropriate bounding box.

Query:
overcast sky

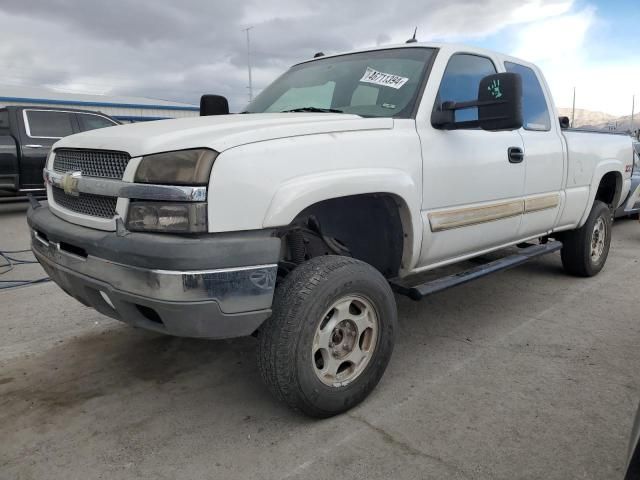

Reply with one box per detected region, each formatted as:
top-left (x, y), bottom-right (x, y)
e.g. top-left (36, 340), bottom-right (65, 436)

top-left (1, 0), bottom-right (638, 115)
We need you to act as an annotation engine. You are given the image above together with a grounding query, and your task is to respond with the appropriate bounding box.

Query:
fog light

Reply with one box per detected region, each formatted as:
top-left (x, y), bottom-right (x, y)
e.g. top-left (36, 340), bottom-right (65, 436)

top-left (126, 202), bottom-right (208, 233)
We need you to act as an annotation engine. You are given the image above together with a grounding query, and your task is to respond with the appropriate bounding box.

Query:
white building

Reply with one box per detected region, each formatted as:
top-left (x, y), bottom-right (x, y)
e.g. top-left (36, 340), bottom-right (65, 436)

top-left (0, 85), bottom-right (199, 122)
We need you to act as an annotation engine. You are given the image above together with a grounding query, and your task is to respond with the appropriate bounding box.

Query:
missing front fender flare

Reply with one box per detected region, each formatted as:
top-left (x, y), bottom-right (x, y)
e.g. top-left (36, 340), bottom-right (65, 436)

top-left (279, 216), bottom-right (352, 274)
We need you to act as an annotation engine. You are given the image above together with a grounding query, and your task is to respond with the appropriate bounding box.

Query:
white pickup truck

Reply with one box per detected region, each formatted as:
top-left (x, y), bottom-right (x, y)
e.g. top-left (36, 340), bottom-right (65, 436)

top-left (28, 42), bottom-right (634, 417)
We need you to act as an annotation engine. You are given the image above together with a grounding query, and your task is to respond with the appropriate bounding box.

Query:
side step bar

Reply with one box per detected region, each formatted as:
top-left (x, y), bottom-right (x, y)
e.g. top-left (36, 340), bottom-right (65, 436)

top-left (391, 241), bottom-right (562, 301)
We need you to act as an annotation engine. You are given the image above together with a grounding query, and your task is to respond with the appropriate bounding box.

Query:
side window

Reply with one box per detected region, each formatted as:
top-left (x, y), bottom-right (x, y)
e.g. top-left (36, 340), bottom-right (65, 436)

top-left (504, 62), bottom-right (551, 131)
top-left (437, 54), bottom-right (497, 122)
top-left (265, 82), bottom-right (336, 112)
top-left (25, 110), bottom-right (74, 138)
top-left (77, 113), bottom-right (117, 132)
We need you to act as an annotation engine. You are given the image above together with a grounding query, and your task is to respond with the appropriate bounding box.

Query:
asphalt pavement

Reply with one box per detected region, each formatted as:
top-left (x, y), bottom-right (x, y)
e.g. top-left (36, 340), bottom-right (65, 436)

top-left (1, 201), bottom-right (639, 479)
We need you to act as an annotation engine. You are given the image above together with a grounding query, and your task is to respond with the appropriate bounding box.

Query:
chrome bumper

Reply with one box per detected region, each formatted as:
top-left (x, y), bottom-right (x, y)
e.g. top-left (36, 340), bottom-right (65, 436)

top-left (28, 202), bottom-right (280, 338)
top-left (32, 230), bottom-right (276, 314)
top-left (30, 229), bottom-right (279, 340)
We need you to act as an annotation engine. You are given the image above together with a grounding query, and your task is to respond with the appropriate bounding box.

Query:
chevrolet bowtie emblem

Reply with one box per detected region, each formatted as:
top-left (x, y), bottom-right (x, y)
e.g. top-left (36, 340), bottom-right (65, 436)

top-left (61, 171), bottom-right (82, 196)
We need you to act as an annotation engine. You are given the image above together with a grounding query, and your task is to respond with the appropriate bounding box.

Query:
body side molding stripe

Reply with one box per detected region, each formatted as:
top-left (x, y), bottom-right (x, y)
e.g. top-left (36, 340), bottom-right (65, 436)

top-left (428, 193), bottom-right (561, 232)
top-left (428, 200), bottom-right (523, 232)
top-left (524, 193), bottom-right (561, 213)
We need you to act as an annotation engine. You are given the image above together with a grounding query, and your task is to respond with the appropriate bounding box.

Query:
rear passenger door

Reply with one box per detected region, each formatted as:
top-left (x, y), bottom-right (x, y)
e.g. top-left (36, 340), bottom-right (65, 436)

top-left (504, 62), bottom-right (565, 237)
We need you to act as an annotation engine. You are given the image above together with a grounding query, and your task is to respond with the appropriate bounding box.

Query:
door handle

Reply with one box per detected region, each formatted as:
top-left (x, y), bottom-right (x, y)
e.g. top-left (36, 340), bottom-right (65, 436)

top-left (508, 147), bottom-right (524, 163)
top-left (24, 144), bottom-right (45, 149)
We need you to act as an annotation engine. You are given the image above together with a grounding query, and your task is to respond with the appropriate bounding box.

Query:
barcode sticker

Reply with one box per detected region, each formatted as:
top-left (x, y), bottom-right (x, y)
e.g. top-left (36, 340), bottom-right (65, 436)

top-left (359, 67), bottom-right (409, 90)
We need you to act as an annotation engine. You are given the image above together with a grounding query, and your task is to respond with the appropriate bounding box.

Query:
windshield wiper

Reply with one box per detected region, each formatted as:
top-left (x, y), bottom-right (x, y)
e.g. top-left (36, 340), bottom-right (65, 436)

top-left (281, 107), bottom-right (344, 113)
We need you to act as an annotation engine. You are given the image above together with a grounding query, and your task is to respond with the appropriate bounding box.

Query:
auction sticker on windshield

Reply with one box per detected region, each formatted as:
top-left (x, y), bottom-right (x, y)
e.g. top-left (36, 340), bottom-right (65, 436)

top-left (359, 67), bottom-right (409, 89)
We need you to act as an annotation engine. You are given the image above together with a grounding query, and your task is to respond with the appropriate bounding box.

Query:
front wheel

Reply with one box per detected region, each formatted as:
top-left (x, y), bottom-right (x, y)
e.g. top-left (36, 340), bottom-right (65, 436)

top-left (560, 200), bottom-right (612, 277)
top-left (257, 256), bottom-right (397, 417)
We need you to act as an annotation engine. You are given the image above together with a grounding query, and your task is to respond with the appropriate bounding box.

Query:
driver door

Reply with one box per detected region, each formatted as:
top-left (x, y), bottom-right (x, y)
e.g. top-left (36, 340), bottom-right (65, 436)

top-left (416, 53), bottom-right (525, 267)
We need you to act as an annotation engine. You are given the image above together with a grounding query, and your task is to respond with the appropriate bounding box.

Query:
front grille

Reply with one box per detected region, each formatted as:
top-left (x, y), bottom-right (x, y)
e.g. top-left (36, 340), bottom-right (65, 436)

top-left (51, 186), bottom-right (117, 219)
top-left (53, 149), bottom-right (130, 179)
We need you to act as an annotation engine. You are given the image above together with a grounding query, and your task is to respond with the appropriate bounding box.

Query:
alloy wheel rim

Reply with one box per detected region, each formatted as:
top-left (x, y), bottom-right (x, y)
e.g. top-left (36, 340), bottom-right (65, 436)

top-left (311, 295), bottom-right (379, 387)
top-left (591, 216), bottom-right (607, 263)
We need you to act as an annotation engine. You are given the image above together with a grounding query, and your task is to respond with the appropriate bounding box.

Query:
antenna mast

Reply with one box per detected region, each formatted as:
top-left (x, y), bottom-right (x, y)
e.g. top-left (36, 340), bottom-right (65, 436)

top-left (631, 94), bottom-right (635, 135)
top-left (571, 87), bottom-right (576, 128)
top-left (406, 27), bottom-right (418, 44)
top-left (243, 26), bottom-right (254, 102)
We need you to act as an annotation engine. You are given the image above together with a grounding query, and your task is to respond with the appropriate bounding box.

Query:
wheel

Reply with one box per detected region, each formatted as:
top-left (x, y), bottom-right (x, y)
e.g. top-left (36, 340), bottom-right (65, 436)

top-left (257, 255), bottom-right (397, 417)
top-left (560, 200), bottom-right (612, 277)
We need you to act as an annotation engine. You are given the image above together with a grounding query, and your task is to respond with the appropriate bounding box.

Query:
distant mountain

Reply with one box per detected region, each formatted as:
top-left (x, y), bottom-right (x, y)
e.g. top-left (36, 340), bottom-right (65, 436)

top-left (557, 107), bottom-right (638, 132)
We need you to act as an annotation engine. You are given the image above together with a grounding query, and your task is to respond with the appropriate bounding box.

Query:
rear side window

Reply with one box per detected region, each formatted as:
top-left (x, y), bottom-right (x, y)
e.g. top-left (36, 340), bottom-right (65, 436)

top-left (505, 62), bottom-right (551, 131)
top-left (25, 110), bottom-right (74, 138)
top-left (436, 54), bottom-right (497, 122)
top-left (77, 113), bottom-right (117, 132)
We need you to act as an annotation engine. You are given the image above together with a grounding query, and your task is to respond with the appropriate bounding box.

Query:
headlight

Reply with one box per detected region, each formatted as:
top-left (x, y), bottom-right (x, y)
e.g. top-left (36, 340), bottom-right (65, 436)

top-left (134, 149), bottom-right (218, 185)
top-left (126, 202), bottom-right (208, 233)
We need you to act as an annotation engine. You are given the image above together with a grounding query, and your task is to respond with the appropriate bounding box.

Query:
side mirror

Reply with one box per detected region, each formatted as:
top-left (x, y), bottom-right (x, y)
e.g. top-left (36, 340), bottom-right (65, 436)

top-left (432, 72), bottom-right (523, 131)
top-left (559, 116), bottom-right (570, 129)
top-left (200, 95), bottom-right (229, 116)
top-left (477, 73), bottom-right (523, 131)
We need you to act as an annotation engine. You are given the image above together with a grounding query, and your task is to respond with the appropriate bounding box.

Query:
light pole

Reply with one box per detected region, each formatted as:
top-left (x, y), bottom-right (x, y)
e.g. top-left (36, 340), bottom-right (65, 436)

top-left (631, 94), bottom-right (635, 135)
top-left (571, 86), bottom-right (576, 128)
top-left (242, 26), bottom-right (254, 103)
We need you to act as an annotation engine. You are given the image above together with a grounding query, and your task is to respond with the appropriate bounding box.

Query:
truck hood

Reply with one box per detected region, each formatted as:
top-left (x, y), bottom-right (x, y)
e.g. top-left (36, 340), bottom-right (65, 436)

top-left (54, 113), bottom-right (394, 157)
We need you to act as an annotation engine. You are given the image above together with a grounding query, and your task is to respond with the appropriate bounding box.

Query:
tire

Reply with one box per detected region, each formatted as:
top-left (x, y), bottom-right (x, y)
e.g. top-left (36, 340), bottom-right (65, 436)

top-left (257, 255), bottom-right (397, 417)
top-left (560, 200), bottom-right (612, 277)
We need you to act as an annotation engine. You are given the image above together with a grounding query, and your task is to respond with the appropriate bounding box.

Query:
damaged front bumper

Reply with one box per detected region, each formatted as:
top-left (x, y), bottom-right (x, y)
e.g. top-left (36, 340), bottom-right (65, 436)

top-left (27, 204), bottom-right (280, 339)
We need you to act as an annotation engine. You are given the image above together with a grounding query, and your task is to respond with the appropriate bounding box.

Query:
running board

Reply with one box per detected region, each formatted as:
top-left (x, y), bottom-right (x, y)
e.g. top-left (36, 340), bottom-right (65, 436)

top-left (391, 241), bottom-right (562, 301)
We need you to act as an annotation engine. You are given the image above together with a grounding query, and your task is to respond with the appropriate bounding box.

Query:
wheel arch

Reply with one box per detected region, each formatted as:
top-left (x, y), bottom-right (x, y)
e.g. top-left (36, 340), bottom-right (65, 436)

top-left (578, 164), bottom-right (625, 227)
top-left (263, 168), bottom-right (422, 275)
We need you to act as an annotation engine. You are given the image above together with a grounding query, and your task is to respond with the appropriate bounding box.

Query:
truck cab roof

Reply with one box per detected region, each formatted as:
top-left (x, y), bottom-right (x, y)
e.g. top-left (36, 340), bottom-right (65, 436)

top-left (294, 41), bottom-right (538, 71)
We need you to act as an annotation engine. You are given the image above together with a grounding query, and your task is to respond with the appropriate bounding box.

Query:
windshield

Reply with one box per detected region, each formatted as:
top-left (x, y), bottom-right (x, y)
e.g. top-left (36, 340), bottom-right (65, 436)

top-left (245, 47), bottom-right (435, 118)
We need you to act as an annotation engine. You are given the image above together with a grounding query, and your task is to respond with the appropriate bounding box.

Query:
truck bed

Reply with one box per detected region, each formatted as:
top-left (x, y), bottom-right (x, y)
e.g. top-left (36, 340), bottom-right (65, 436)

top-left (562, 129), bottom-right (633, 192)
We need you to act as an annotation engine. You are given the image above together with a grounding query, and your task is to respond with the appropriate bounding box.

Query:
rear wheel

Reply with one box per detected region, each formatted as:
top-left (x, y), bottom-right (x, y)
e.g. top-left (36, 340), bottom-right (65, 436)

top-left (257, 255), bottom-right (397, 417)
top-left (560, 200), bottom-right (612, 277)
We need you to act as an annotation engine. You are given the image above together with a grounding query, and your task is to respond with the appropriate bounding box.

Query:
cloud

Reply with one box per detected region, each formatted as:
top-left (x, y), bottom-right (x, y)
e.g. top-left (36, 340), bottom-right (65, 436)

top-left (544, 60), bottom-right (640, 117)
top-left (509, 5), bottom-right (638, 116)
top-left (2, 0), bottom-right (631, 115)
top-left (509, 0), bottom-right (573, 25)
top-left (512, 6), bottom-right (595, 62)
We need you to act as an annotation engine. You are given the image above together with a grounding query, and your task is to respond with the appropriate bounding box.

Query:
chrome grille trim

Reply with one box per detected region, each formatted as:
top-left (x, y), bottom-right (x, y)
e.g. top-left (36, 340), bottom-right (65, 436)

top-left (44, 169), bottom-right (207, 202)
top-left (51, 186), bottom-right (118, 219)
top-left (53, 149), bottom-right (130, 179)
